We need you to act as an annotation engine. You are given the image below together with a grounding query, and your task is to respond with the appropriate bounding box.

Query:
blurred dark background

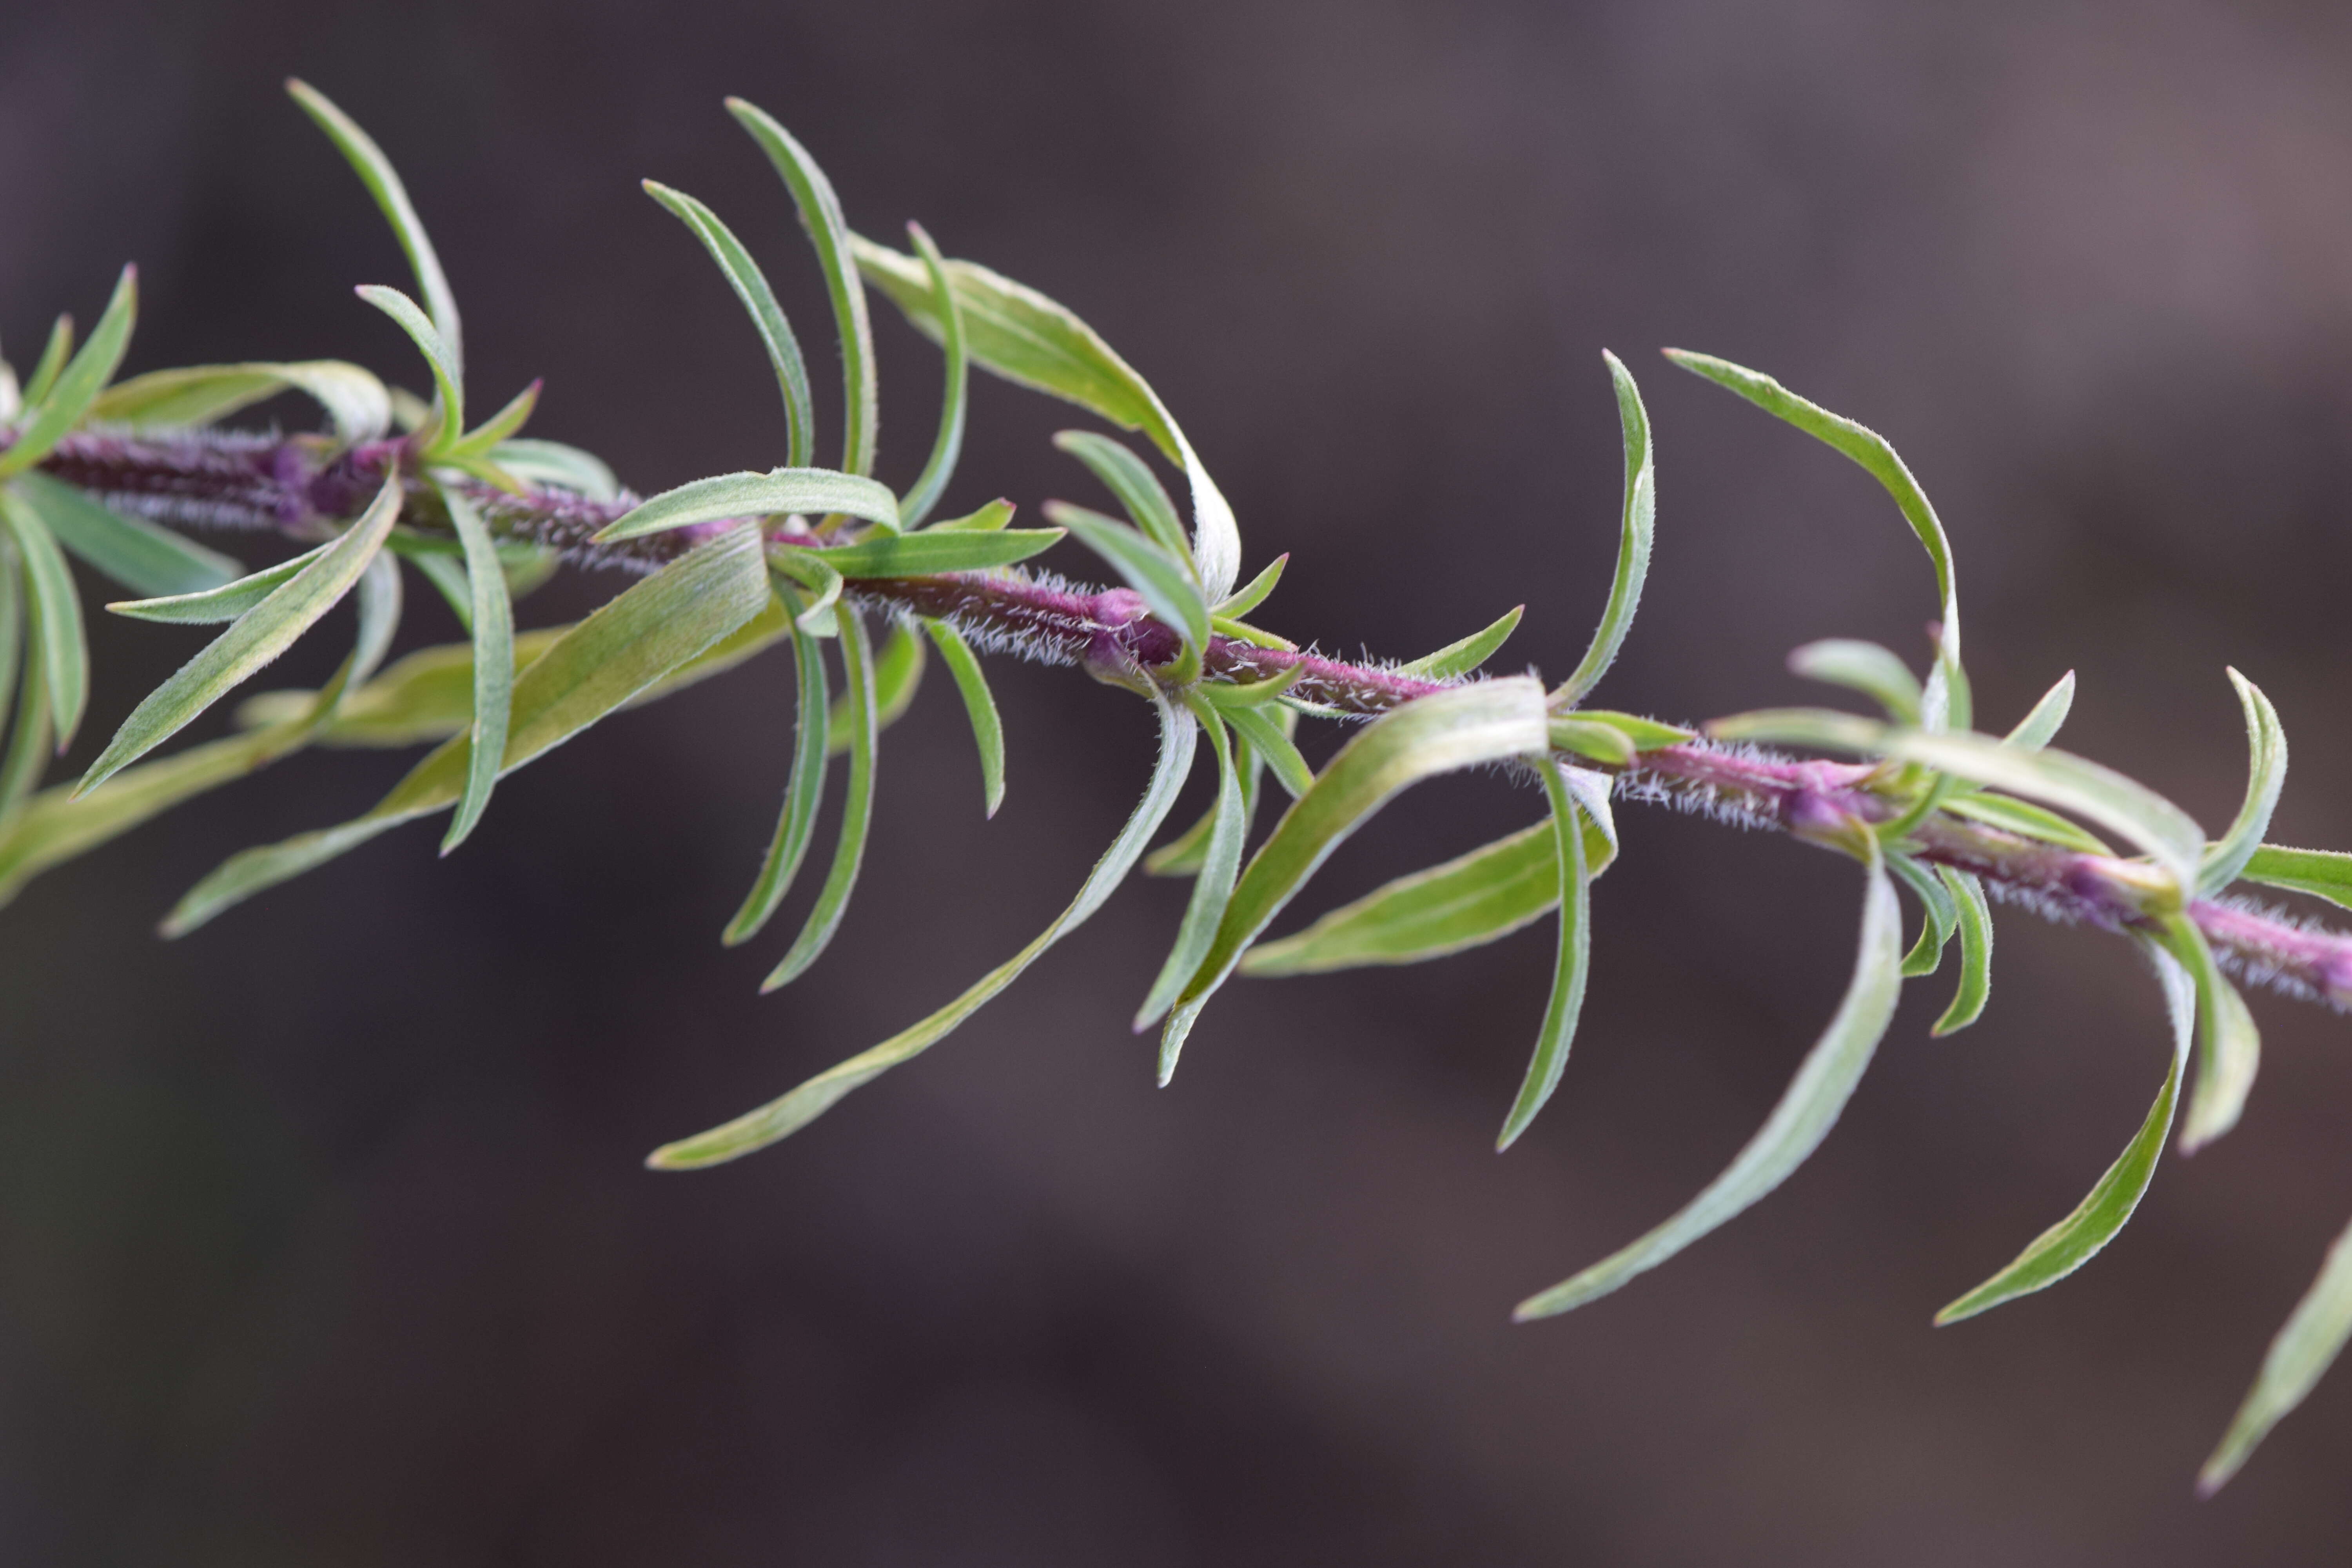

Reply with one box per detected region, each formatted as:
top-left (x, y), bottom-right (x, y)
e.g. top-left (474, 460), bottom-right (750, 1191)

top-left (6, 0), bottom-right (2352, 1560)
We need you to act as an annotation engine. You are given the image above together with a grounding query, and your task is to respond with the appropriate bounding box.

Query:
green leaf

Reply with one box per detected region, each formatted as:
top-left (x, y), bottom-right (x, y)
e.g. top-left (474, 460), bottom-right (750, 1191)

top-left (1138, 702), bottom-right (1242, 1039)
top-left (1930, 866), bottom-right (1992, 1036)
top-left (925, 618), bottom-right (1004, 817)
top-left (1940, 793), bottom-right (2114, 856)
top-left (288, 80), bottom-right (463, 379)
top-left (1936, 937), bottom-right (2193, 1325)
top-left (0, 265), bottom-right (136, 480)
top-left (355, 285), bottom-right (463, 445)
top-left (851, 232), bottom-right (1241, 600)
top-left (446, 378), bottom-right (540, 459)
top-left (397, 543), bottom-right (474, 630)
top-left (1052, 430), bottom-right (1191, 563)
top-left (0, 617), bottom-right (51, 813)
top-left (87, 359), bottom-right (392, 446)
top-left (647, 694), bottom-right (1196, 1168)
top-left (1214, 553), bottom-right (1287, 619)
top-left (1219, 702), bottom-right (1312, 799)
top-left (797, 528), bottom-right (1064, 578)
top-left (78, 470), bottom-right (403, 795)
top-left (1043, 502), bottom-right (1209, 662)
top-left (595, 468), bottom-right (900, 543)
top-left (1159, 679), bottom-right (1552, 1080)
top-left (725, 588), bottom-right (831, 946)
top-left (237, 626), bottom-right (570, 746)
top-left (164, 522), bottom-right (773, 935)
top-left (23, 316), bottom-right (72, 407)
top-left (490, 439), bottom-right (620, 503)
top-left (1196, 663), bottom-right (1305, 711)
top-left (726, 100), bottom-right (877, 478)
top-left (2158, 913), bottom-right (2261, 1153)
top-left (1571, 710), bottom-right (1695, 751)
top-left (1515, 833), bottom-right (1903, 1320)
top-left (830, 617), bottom-right (922, 750)
top-left (1547, 716), bottom-right (1635, 766)
top-left (2240, 844), bottom-right (2352, 911)
top-left (8, 472), bottom-right (243, 597)
top-left (928, 499), bottom-right (1016, 533)
top-left (1397, 606), bottom-right (1524, 681)
top-left (2003, 670), bottom-right (2075, 751)
top-left (0, 538), bottom-right (20, 744)
top-left (2199, 668), bottom-right (2286, 895)
top-left (1497, 764), bottom-right (1594, 1150)
top-left (1889, 849), bottom-right (1958, 978)
top-left (1553, 351), bottom-right (1656, 708)
top-left (1788, 639), bottom-right (1922, 724)
top-left (898, 223), bottom-right (969, 527)
top-left (433, 480), bottom-right (514, 853)
top-left (0, 488), bottom-right (90, 749)
top-left (759, 606), bottom-right (878, 992)
top-left (2200, 1212), bottom-right (2352, 1494)
top-left (773, 552), bottom-right (844, 635)
top-left (1666, 349), bottom-right (1964, 730)
top-left (642, 180), bottom-right (813, 468)
top-left (108, 542), bottom-right (332, 624)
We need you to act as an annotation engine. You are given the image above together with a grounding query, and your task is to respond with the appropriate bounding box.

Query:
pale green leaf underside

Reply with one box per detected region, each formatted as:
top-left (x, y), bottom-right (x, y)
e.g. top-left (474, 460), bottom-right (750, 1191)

top-left (2201, 1213), bottom-right (2352, 1494)
top-left (1397, 606), bottom-right (1523, 681)
top-left (1553, 351), bottom-right (1655, 708)
top-left (87, 359), bottom-right (392, 446)
top-left (1496, 764), bottom-right (1592, 1150)
top-left (597, 468), bottom-right (900, 542)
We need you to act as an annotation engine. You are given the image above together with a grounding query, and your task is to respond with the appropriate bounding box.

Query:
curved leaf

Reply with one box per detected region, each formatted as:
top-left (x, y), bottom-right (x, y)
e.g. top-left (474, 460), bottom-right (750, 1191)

top-left (10, 472), bottom-right (241, 597)
top-left (1930, 866), bottom-right (1992, 1036)
top-left (1497, 763), bottom-right (1593, 1150)
top-left (1138, 702), bottom-right (1241, 1040)
top-left (0, 266), bottom-right (136, 481)
top-left (642, 180), bottom-right (813, 468)
top-left (1941, 793), bottom-right (2113, 856)
top-left (924, 619), bottom-right (1004, 817)
top-left (2157, 913), bottom-right (2261, 1153)
top-left (2004, 671), bottom-right (2075, 751)
top-left (898, 223), bottom-right (969, 527)
top-left (1398, 606), bottom-right (1524, 681)
top-left (1888, 849), bottom-right (1958, 978)
top-left (725, 588), bottom-right (831, 946)
top-left (356, 285), bottom-right (462, 444)
top-left (2201, 1213), bottom-right (2352, 1494)
top-left (759, 606), bottom-right (877, 991)
top-left (1789, 639), bottom-right (1921, 724)
top-left (109, 541), bottom-right (333, 625)
top-left (2198, 668), bottom-right (2286, 895)
top-left (1553, 351), bottom-right (1655, 708)
top-left (2240, 844), bottom-right (2352, 912)
top-left (800, 528), bottom-right (1063, 578)
top-left (433, 480), bottom-right (514, 853)
top-left (87, 359), bottom-right (392, 446)
top-left (1052, 430), bottom-right (1189, 562)
top-left (1214, 553), bottom-right (1287, 619)
top-left (1044, 502), bottom-right (1208, 659)
top-left (596, 468), bottom-right (899, 543)
top-left (0, 487), bottom-right (90, 748)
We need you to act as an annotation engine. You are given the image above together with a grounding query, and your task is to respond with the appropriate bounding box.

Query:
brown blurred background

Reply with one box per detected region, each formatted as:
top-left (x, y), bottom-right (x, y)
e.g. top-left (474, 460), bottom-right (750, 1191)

top-left (6, 0), bottom-right (2352, 1560)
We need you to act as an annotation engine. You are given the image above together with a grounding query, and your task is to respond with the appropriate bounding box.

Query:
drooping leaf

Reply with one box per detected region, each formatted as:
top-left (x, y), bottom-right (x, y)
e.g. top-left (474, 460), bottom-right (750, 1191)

top-left (2198, 668), bottom-right (2286, 895)
top-left (1788, 639), bottom-right (1922, 724)
top-left (78, 470), bottom-right (403, 794)
top-left (1159, 679), bottom-right (1552, 1079)
top-left (851, 232), bottom-right (1241, 601)
top-left (0, 487), bottom-right (90, 748)
top-left (87, 359), bottom-right (392, 446)
top-left (759, 606), bottom-right (878, 992)
top-left (433, 480), bottom-right (514, 853)
top-left (289, 79), bottom-right (464, 378)
top-left (1931, 866), bottom-right (1992, 1036)
top-left (0, 265), bottom-right (137, 480)
top-left (774, 551), bottom-right (843, 635)
top-left (595, 468), bottom-right (900, 543)
top-left (642, 181), bottom-right (813, 468)
top-left (1940, 793), bottom-right (2114, 856)
top-left (2200, 1213), bottom-right (2352, 1494)
top-left (647, 695), bottom-right (1196, 1168)
top-left (2240, 844), bottom-right (2352, 912)
top-left (1888, 849), bottom-right (1958, 978)
top-left (2157, 913), bottom-right (2261, 1153)
top-left (725, 589), bottom-right (830, 946)
top-left (9, 472), bottom-right (242, 597)
top-left (1044, 502), bottom-right (1209, 662)
top-left (1138, 702), bottom-right (1242, 1041)
top-left (0, 622), bottom-right (50, 812)
top-left (489, 439), bottom-right (620, 502)
top-left (1497, 763), bottom-right (1594, 1150)
top-left (829, 617), bottom-right (922, 750)
top-left (109, 541), bottom-right (332, 624)
top-left (924, 619), bottom-right (1004, 818)
top-left (1514, 834), bottom-right (1903, 1319)
top-left (236, 626), bottom-right (569, 747)
top-left (898, 223), bottom-right (968, 527)
top-left (726, 100), bottom-right (877, 478)
top-left (797, 528), bottom-right (1065, 578)
top-left (2004, 671), bottom-right (2075, 751)
top-left (1553, 351), bottom-right (1656, 708)
top-left (1052, 430), bottom-right (1190, 563)
top-left (1936, 937), bottom-right (2194, 1325)
top-left (356, 284), bottom-right (463, 444)
top-left (1219, 702), bottom-right (1312, 799)
top-left (1397, 606), bottom-right (1524, 681)
top-left (163, 522), bottom-right (774, 935)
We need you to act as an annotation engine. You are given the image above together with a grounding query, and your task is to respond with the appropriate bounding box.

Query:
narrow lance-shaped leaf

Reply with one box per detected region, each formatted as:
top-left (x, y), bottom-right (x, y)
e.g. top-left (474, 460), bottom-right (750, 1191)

top-left (1052, 431), bottom-right (1190, 563)
top-left (1044, 502), bottom-right (1209, 665)
top-left (445, 379), bottom-right (540, 459)
top-left (851, 232), bottom-right (1241, 601)
top-left (1553, 351), bottom-right (1656, 708)
top-left (1888, 850), bottom-right (1958, 978)
top-left (110, 542), bottom-right (332, 624)
top-left (1942, 793), bottom-right (2114, 856)
top-left (1220, 702), bottom-right (1312, 799)
top-left (898, 223), bottom-right (967, 527)
top-left (0, 265), bottom-right (136, 480)
top-left (2158, 913), bottom-right (2261, 1153)
top-left (1666, 349), bottom-right (1965, 730)
top-left (648, 695), bottom-right (1197, 1169)
top-left (0, 538), bottom-right (20, 744)
top-left (0, 622), bottom-right (51, 813)
top-left (23, 316), bottom-right (72, 407)
top-left (1936, 936), bottom-right (2194, 1325)
top-left (78, 470), bottom-right (403, 795)
top-left (434, 480), bottom-right (514, 853)
top-left (830, 619), bottom-right (923, 749)
top-left (774, 551), bottom-right (844, 635)
top-left (1515, 833), bottom-right (1903, 1320)
top-left (490, 439), bottom-right (619, 502)
top-left (759, 605), bottom-right (878, 992)
top-left (726, 100), bottom-right (877, 478)
top-left (642, 181), bottom-right (813, 468)
top-left (924, 619), bottom-right (1004, 818)
top-left (1789, 639), bottom-right (1922, 724)
top-left (2198, 668), bottom-right (2285, 895)
top-left (1497, 763), bottom-right (1593, 1150)
top-left (288, 80), bottom-right (463, 377)
top-left (1931, 866), bottom-right (1992, 1036)
top-left (1397, 606), bottom-right (1524, 681)
top-left (2240, 844), bottom-right (2352, 912)
top-left (1160, 679), bottom-right (1552, 1080)
top-left (356, 284), bottom-right (462, 445)
top-left (9, 471), bottom-right (243, 597)
top-left (1214, 553), bottom-right (1287, 619)
top-left (2004, 670), bottom-right (2075, 751)
top-left (89, 359), bottom-right (393, 446)
top-left (726, 584), bottom-right (830, 946)
top-left (164, 523), bottom-right (774, 935)
top-left (797, 528), bottom-right (1064, 578)
top-left (1138, 702), bottom-right (1242, 1042)
top-left (2200, 1213), bottom-right (2352, 1494)
top-left (0, 488), bottom-right (90, 749)
top-left (595, 468), bottom-right (900, 543)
